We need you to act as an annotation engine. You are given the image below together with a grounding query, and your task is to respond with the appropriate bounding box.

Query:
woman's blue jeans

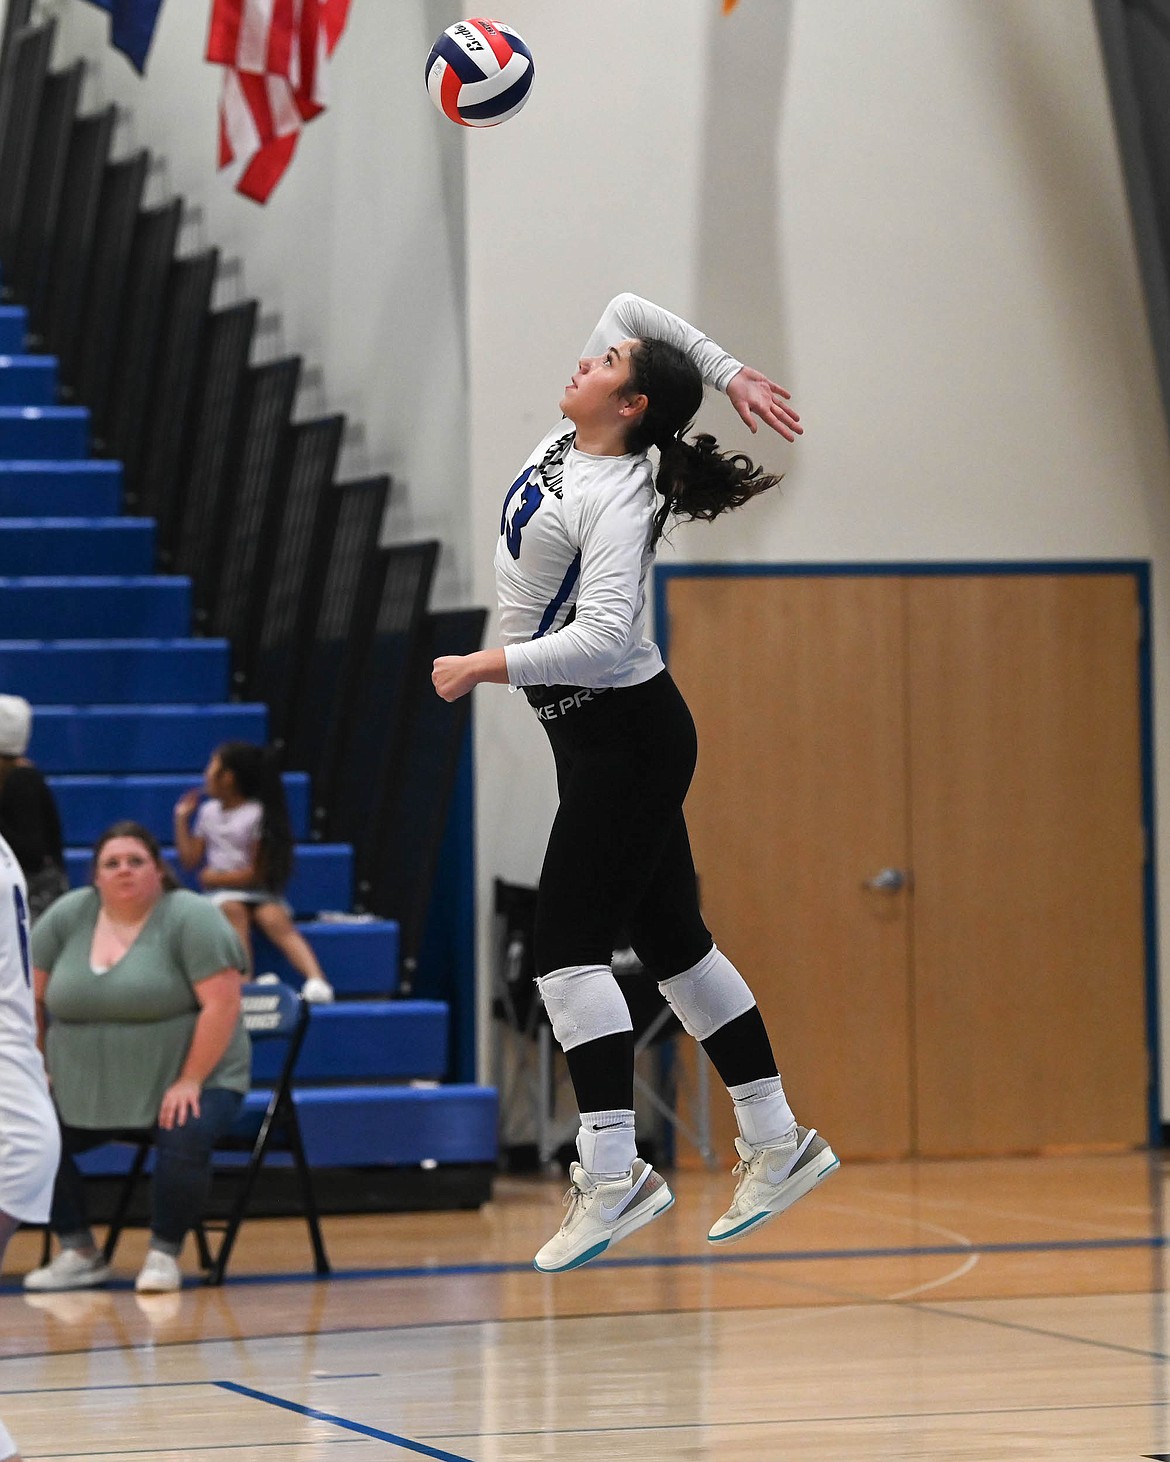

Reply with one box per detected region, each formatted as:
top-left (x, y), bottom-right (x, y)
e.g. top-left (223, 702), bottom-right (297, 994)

top-left (49, 1087), bottom-right (244, 1254)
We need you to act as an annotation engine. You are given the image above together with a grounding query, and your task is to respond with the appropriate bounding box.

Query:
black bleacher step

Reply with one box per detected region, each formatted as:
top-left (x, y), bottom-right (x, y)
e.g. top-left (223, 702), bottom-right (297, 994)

top-left (78, 1162), bottom-right (495, 1222)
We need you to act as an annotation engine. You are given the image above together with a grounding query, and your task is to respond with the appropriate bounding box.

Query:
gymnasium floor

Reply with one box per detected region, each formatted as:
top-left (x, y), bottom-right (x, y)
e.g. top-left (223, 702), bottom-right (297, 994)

top-left (0, 1151), bottom-right (1166, 1460)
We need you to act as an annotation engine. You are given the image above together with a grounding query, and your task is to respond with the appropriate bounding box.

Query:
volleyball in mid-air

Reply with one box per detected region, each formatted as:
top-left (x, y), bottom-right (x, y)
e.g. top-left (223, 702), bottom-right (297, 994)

top-left (425, 18), bottom-right (534, 128)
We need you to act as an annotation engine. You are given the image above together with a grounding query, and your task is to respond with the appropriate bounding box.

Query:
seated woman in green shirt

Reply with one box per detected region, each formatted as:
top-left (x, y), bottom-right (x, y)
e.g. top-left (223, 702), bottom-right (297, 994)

top-left (23, 821), bottom-right (251, 1295)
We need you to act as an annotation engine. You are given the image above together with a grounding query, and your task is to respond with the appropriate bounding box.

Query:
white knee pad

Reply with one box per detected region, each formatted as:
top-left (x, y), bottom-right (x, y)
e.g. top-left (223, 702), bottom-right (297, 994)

top-left (537, 964), bottom-right (633, 1051)
top-left (658, 944), bottom-right (756, 1041)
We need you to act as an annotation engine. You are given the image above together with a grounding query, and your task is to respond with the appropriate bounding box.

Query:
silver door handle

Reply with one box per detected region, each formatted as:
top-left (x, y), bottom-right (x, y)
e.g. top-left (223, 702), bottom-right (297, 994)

top-left (862, 867), bottom-right (910, 893)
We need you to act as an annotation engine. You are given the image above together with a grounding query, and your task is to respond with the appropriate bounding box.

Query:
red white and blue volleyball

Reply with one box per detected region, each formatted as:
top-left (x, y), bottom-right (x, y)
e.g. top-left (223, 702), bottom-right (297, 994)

top-left (425, 18), bottom-right (534, 128)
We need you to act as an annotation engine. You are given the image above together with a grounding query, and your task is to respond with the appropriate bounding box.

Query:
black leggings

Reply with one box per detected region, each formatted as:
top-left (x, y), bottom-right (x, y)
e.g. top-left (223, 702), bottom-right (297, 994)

top-left (531, 670), bottom-right (776, 1111)
top-left (533, 670), bottom-right (712, 982)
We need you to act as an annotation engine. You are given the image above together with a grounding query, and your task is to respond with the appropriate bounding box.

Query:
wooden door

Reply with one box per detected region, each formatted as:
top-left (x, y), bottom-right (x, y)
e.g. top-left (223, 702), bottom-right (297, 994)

top-left (666, 574), bottom-right (915, 1159)
top-left (665, 569), bottom-right (1150, 1159)
top-left (906, 573), bottom-right (1147, 1153)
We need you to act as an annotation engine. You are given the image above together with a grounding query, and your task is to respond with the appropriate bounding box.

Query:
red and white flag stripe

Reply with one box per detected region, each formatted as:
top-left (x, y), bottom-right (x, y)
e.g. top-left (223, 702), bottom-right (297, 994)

top-left (206, 0), bottom-right (351, 203)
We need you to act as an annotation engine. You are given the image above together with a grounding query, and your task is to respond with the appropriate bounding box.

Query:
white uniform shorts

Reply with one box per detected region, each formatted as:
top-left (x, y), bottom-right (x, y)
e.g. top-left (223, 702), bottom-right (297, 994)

top-left (205, 888), bottom-right (291, 913)
top-left (0, 1050), bottom-right (60, 1224)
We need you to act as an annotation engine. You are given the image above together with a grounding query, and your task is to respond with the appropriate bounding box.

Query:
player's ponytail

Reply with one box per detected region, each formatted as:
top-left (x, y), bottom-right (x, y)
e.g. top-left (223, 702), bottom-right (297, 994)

top-left (625, 337), bottom-right (783, 546)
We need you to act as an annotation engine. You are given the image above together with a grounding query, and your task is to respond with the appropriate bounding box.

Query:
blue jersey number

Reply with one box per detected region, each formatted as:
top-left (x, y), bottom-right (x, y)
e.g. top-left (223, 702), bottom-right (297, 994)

top-left (501, 468), bottom-right (543, 561)
top-left (12, 884), bottom-right (31, 987)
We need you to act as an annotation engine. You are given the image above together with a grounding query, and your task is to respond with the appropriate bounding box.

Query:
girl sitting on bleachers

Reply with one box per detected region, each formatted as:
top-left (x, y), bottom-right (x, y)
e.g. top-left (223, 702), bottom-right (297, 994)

top-left (173, 741), bottom-right (333, 1004)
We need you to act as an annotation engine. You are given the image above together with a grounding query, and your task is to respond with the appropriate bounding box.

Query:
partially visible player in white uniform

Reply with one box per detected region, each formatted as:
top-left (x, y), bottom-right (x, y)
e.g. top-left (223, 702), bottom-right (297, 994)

top-left (0, 833), bottom-right (60, 1462)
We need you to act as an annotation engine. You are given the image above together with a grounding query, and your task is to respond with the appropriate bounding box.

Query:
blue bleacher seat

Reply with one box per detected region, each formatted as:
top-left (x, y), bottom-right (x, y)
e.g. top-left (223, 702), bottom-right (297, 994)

top-left (0, 577), bottom-right (190, 638)
top-left (0, 356), bottom-right (58, 405)
top-left (0, 461), bottom-right (122, 517)
top-left (29, 703), bottom-right (268, 773)
top-left (0, 307), bottom-right (27, 353)
top-left (62, 842), bottom-right (354, 914)
top-left (0, 518), bottom-right (154, 575)
top-left (49, 770), bottom-right (310, 844)
top-left (76, 1087), bottom-right (497, 1175)
top-left (249, 1001), bottom-right (446, 1083)
top-left (261, 845), bottom-right (353, 915)
top-left (0, 639), bottom-right (230, 704)
top-left (0, 406), bottom-right (88, 458)
top-left (292, 1086), bottom-right (499, 1168)
top-left (253, 918), bottom-right (400, 996)
top-left (76, 1086), bottom-right (499, 1174)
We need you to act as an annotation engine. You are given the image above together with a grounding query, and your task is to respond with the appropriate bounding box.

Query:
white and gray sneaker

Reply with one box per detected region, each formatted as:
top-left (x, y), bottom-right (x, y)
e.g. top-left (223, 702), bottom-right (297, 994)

top-left (23, 1248), bottom-right (111, 1292)
top-left (533, 1157), bottom-right (675, 1273)
top-left (135, 1248), bottom-right (182, 1293)
top-left (708, 1125), bottom-right (840, 1245)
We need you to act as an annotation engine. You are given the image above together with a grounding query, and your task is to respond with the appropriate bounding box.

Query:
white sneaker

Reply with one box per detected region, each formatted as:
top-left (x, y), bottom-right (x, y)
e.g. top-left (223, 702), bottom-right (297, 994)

top-left (255, 972), bottom-right (282, 986)
top-left (301, 976), bottom-right (334, 1003)
top-left (135, 1248), bottom-right (182, 1293)
top-left (23, 1248), bottom-right (110, 1292)
top-left (708, 1125), bottom-right (840, 1245)
top-left (533, 1157), bottom-right (674, 1273)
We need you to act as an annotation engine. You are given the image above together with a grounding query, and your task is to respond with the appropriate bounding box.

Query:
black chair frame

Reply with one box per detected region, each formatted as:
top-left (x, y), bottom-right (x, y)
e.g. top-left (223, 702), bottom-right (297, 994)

top-left (101, 993), bottom-right (330, 1286)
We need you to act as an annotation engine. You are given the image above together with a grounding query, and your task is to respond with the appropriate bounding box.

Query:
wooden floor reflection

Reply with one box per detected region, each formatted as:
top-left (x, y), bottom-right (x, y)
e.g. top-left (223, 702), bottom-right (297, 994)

top-left (1, 1152), bottom-right (1168, 1459)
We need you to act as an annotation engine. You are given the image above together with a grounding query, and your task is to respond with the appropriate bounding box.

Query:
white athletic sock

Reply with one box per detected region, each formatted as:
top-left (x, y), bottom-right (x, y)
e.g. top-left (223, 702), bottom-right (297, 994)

top-left (728, 1076), bottom-right (796, 1149)
top-left (577, 1109), bottom-right (637, 1179)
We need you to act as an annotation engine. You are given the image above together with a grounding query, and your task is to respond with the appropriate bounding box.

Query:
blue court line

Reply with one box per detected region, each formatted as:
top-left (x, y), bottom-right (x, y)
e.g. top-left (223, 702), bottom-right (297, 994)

top-left (3, 1232), bottom-right (1165, 1299)
top-left (921, 1299), bottom-right (1170, 1365)
top-left (0, 1379), bottom-right (203, 1397)
top-left (209, 1231), bottom-right (1170, 1286)
top-left (216, 1379), bottom-right (475, 1461)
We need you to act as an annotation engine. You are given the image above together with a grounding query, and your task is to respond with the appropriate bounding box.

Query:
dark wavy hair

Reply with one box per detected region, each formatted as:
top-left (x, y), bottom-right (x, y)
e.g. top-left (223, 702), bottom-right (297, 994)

top-left (92, 821), bottom-right (179, 891)
top-left (623, 336), bottom-right (783, 546)
top-left (214, 742), bottom-right (294, 893)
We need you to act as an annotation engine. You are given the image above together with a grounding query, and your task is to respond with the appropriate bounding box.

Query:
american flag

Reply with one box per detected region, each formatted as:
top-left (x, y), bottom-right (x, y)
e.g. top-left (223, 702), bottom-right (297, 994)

top-left (206, 0), bottom-right (352, 204)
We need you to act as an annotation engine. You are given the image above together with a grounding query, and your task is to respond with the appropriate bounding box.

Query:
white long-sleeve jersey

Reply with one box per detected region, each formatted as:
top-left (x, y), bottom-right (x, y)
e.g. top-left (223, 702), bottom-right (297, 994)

top-left (497, 294), bottom-right (742, 691)
top-left (0, 833), bottom-right (48, 1089)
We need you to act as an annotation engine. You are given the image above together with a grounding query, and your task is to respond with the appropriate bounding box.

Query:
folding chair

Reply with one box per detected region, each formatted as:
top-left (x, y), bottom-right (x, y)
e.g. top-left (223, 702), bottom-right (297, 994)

top-left (491, 879), bottom-right (716, 1170)
top-left (101, 983), bottom-right (331, 1286)
top-left (492, 879), bottom-right (575, 1168)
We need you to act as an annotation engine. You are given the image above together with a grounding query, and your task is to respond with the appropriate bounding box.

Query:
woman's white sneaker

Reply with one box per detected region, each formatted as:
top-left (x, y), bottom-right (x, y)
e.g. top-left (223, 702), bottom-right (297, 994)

top-left (708, 1125), bottom-right (840, 1244)
top-left (135, 1248), bottom-right (182, 1293)
top-left (533, 1157), bottom-right (674, 1273)
top-left (23, 1248), bottom-right (111, 1292)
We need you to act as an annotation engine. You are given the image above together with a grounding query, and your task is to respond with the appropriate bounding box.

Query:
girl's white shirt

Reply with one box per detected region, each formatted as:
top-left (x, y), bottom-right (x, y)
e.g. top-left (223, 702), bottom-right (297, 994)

top-left (496, 294), bottom-right (741, 690)
top-left (193, 798), bottom-right (263, 873)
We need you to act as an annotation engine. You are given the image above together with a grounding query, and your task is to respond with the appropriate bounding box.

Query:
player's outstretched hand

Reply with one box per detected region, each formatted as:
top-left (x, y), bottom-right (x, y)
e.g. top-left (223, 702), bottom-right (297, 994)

top-left (727, 366), bottom-right (802, 441)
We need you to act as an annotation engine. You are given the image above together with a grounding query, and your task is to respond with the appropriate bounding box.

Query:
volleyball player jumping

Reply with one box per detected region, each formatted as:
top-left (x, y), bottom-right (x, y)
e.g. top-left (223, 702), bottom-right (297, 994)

top-left (433, 294), bottom-right (839, 1272)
